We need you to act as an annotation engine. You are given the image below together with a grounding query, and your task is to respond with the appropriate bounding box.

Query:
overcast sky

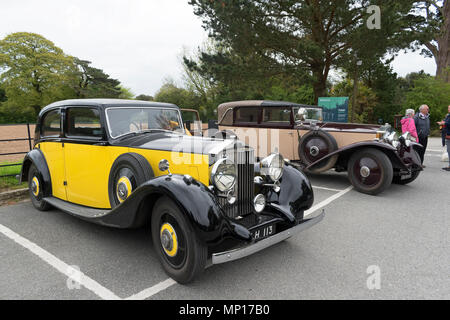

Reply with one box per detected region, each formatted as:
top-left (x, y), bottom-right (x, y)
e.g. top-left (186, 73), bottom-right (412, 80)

top-left (0, 0), bottom-right (437, 97)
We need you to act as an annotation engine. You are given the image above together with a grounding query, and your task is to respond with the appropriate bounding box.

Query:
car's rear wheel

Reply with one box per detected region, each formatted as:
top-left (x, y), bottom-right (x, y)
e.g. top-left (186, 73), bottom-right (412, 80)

top-left (151, 196), bottom-right (207, 284)
top-left (298, 130), bottom-right (338, 173)
top-left (108, 153), bottom-right (154, 208)
top-left (28, 164), bottom-right (51, 211)
top-left (347, 148), bottom-right (393, 195)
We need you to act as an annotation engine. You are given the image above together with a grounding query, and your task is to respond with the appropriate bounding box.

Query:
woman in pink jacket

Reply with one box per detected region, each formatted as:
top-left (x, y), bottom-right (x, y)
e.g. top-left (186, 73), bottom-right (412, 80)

top-left (401, 109), bottom-right (418, 142)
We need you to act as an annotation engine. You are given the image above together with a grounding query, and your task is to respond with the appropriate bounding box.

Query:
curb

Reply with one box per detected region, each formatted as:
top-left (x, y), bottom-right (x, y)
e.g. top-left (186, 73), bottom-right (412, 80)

top-left (0, 188), bottom-right (29, 202)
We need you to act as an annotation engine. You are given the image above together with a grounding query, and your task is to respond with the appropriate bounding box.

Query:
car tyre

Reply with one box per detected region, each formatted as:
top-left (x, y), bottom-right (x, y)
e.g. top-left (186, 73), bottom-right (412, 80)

top-left (347, 148), bottom-right (393, 195)
top-left (28, 164), bottom-right (52, 211)
top-left (151, 196), bottom-right (207, 284)
top-left (108, 153), bottom-right (154, 208)
top-left (298, 130), bottom-right (338, 173)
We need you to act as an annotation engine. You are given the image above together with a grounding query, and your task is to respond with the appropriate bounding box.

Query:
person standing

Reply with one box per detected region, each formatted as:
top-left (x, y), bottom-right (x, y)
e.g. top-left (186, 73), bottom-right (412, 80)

top-left (437, 105), bottom-right (450, 171)
top-left (401, 109), bottom-right (418, 142)
top-left (414, 105), bottom-right (431, 166)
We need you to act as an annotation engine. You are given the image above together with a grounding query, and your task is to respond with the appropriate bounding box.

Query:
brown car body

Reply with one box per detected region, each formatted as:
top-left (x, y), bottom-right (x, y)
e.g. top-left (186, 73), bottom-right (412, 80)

top-left (217, 100), bottom-right (423, 195)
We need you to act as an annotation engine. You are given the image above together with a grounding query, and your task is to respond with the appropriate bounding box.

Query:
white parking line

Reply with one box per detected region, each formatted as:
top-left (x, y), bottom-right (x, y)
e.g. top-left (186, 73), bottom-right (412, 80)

top-left (0, 223), bottom-right (121, 300)
top-left (126, 185), bottom-right (354, 300)
top-left (312, 185), bottom-right (345, 192)
top-left (305, 185), bottom-right (354, 218)
top-left (125, 278), bottom-right (177, 300)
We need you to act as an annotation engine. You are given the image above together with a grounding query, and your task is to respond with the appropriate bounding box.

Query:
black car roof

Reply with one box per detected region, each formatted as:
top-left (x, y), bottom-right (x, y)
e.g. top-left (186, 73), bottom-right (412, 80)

top-left (39, 99), bottom-right (179, 116)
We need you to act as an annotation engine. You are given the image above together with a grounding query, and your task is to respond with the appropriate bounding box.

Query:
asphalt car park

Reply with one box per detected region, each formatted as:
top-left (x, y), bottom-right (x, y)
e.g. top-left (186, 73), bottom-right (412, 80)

top-left (0, 138), bottom-right (448, 300)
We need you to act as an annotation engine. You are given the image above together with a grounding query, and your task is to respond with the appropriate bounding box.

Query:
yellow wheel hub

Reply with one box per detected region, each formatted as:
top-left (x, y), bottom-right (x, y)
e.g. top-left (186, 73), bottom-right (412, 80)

top-left (31, 176), bottom-right (40, 197)
top-left (160, 223), bottom-right (178, 257)
top-left (116, 176), bottom-right (132, 203)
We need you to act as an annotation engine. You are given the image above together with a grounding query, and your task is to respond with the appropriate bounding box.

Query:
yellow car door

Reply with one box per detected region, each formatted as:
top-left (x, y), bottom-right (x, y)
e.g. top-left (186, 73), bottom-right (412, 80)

top-left (63, 107), bottom-right (112, 209)
top-left (38, 108), bottom-right (67, 201)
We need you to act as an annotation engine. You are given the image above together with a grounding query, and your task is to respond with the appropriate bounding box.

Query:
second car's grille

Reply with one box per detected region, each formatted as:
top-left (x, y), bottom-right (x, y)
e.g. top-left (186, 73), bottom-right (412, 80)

top-left (218, 147), bottom-right (255, 219)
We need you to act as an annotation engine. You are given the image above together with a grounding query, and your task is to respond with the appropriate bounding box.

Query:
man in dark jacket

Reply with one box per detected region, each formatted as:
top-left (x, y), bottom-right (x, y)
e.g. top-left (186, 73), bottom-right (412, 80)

top-left (414, 104), bottom-right (430, 166)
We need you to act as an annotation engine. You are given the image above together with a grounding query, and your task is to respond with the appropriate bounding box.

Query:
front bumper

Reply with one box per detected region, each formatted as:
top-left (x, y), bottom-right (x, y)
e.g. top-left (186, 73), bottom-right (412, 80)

top-left (211, 210), bottom-right (325, 265)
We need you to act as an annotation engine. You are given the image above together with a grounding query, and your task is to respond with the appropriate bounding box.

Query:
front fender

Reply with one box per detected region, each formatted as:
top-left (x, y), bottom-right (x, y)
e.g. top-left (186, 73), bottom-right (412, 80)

top-left (265, 164), bottom-right (314, 222)
top-left (307, 141), bottom-right (407, 171)
top-left (96, 174), bottom-right (251, 245)
top-left (21, 149), bottom-right (52, 197)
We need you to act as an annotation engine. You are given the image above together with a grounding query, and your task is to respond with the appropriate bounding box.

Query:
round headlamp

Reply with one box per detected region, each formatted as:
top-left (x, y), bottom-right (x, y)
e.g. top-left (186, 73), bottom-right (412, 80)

top-left (401, 132), bottom-right (412, 147)
top-left (260, 153), bottom-right (284, 182)
top-left (210, 158), bottom-right (236, 192)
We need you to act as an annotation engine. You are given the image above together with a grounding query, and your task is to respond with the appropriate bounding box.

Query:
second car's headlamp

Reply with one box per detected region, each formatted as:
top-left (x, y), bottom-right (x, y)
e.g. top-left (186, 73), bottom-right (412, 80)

top-left (210, 158), bottom-right (236, 192)
top-left (260, 153), bottom-right (284, 182)
top-left (386, 131), bottom-right (400, 148)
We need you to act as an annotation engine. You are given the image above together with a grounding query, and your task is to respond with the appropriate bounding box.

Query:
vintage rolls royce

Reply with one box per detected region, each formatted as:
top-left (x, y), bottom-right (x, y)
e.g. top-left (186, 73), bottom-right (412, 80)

top-left (217, 100), bottom-right (423, 195)
top-left (21, 99), bottom-right (323, 283)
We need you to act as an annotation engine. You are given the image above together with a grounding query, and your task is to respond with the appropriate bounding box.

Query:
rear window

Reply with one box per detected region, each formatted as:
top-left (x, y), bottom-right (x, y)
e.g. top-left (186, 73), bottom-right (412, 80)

top-left (66, 108), bottom-right (103, 139)
top-left (41, 109), bottom-right (61, 137)
top-left (234, 107), bottom-right (260, 124)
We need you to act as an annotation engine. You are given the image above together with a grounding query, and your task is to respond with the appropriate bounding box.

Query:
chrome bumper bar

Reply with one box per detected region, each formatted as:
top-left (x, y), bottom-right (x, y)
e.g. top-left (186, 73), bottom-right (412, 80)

top-left (211, 210), bottom-right (325, 265)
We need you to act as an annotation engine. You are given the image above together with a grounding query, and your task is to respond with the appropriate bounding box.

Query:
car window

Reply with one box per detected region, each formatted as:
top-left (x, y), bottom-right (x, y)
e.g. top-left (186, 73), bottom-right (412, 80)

top-left (66, 108), bottom-right (103, 139)
top-left (41, 109), bottom-right (61, 137)
top-left (106, 107), bottom-right (184, 138)
top-left (262, 107), bottom-right (292, 124)
top-left (234, 107), bottom-right (260, 124)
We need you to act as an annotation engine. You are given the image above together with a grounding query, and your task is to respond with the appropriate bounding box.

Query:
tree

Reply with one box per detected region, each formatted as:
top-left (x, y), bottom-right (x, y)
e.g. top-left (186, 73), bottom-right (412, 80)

top-left (154, 80), bottom-right (202, 111)
top-left (332, 78), bottom-right (378, 123)
top-left (0, 32), bottom-right (76, 117)
top-left (117, 86), bottom-right (135, 100)
top-left (188, 0), bottom-right (415, 102)
top-left (407, 1), bottom-right (450, 82)
top-left (72, 58), bottom-right (122, 98)
top-left (135, 94), bottom-right (154, 101)
top-left (402, 75), bottom-right (450, 126)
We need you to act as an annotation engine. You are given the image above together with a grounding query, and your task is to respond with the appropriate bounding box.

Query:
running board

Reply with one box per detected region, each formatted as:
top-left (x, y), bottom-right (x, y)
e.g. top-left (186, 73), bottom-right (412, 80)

top-left (43, 197), bottom-right (110, 219)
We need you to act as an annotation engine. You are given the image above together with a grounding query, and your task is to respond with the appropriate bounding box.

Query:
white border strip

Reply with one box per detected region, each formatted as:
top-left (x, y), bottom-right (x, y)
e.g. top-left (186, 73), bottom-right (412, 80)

top-left (0, 224), bottom-right (120, 300)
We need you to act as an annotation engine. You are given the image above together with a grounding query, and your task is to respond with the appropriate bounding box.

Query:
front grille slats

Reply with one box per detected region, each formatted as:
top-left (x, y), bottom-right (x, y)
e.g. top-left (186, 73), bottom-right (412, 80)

top-left (217, 147), bottom-right (254, 219)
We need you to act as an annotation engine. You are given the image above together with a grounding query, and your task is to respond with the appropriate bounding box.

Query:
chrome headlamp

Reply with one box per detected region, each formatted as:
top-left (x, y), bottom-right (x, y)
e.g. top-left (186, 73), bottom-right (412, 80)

top-left (400, 132), bottom-right (412, 147)
top-left (260, 153), bottom-right (284, 182)
top-left (385, 131), bottom-right (400, 148)
top-left (210, 158), bottom-right (236, 192)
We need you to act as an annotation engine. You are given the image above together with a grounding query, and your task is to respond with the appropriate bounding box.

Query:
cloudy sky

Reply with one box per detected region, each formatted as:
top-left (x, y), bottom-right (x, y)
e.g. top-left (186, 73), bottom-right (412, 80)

top-left (0, 0), bottom-right (437, 97)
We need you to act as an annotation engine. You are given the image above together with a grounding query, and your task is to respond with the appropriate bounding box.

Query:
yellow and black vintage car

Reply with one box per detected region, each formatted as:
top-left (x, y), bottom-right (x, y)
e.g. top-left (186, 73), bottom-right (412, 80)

top-left (21, 99), bottom-right (323, 283)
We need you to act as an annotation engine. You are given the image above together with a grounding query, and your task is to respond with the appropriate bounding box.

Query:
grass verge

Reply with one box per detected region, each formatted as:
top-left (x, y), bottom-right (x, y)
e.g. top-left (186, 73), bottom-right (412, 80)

top-left (0, 161), bottom-right (27, 192)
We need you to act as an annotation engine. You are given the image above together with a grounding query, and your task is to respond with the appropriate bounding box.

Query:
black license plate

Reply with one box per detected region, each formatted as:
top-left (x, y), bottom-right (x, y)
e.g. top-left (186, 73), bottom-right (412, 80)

top-left (251, 223), bottom-right (276, 241)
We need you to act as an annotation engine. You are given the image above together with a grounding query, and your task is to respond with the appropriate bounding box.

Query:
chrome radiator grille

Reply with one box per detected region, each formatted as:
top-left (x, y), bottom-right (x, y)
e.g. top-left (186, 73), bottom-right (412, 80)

top-left (218, 148), bottom-right (255, 219)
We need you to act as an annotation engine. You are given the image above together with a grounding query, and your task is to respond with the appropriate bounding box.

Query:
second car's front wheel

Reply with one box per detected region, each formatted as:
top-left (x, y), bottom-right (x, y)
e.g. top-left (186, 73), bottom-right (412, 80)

top-left (347, 148), bottom-right (393, 195)
top-left (151, 196), bottom-right (207, 284)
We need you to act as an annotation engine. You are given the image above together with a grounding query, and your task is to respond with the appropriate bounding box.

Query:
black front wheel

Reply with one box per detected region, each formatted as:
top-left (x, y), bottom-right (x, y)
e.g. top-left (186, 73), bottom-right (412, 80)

top-left (347, 148), bottom-right (393, 195)
top-left (151, 196), bottom-right (207, 284)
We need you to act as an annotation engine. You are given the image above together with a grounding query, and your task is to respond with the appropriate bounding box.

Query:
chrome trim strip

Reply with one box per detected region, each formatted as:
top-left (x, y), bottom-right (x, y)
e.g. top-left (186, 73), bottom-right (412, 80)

top-left (211, 210), bottom-right (325, 265)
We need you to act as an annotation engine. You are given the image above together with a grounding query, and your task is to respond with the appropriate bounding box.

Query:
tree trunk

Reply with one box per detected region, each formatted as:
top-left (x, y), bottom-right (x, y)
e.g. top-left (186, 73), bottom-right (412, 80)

top-left (311, 67), bottom-right (327, 104)
top-left (436, 0), bottom-right (450, 82)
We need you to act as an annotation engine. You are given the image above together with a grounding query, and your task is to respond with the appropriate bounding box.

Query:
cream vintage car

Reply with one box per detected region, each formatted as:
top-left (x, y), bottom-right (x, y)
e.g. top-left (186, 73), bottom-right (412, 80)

top-left (217, 100), bottom-right (423, 195)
